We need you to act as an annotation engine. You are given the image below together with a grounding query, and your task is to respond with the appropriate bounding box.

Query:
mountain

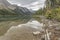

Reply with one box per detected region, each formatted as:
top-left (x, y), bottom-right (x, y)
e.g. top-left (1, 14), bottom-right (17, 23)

top-left (13, 6), bottom-right (32, 15)
top-left (0, 0), bottom-right (11, 9)
top-left (0, 0), bottom-right (10, 6)
top-left (0, 0), bottom-right (32, 15)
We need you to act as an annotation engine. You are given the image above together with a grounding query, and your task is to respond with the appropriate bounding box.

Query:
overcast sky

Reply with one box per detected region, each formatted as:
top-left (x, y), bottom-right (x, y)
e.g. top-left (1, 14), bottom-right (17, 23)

top-left (7, 0), bottom-right (46, 10)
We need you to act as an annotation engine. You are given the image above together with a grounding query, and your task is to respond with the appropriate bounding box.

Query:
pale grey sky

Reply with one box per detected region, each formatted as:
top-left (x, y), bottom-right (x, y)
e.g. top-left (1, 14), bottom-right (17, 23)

top-left (7, 0), bottom-right (46, 10)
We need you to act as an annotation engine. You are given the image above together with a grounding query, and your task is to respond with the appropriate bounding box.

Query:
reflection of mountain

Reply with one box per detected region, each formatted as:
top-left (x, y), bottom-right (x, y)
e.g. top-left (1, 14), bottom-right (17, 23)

top-left (0, 20), bottom-right (43, 40)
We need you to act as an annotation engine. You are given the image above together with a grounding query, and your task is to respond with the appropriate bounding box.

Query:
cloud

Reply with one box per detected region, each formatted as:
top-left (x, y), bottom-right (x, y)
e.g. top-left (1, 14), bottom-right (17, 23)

top-left (8, 0), bottom-right (37, 5)
top-left (8, 0), bottom-right (46, 10)
top-left (27, 1), bottom-right (45, 10)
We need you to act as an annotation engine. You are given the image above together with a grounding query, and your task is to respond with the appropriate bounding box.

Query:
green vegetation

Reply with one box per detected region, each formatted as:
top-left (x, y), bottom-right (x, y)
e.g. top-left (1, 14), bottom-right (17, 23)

top-left (45, 7), bottom-right (60, 20)
top-left (0, 9), bottom-right (17, 15)
top-left (33, 0), bottom-right (60, 21)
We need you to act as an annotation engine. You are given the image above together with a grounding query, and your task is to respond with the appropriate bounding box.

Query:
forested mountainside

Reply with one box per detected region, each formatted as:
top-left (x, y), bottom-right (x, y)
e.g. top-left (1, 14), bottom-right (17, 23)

top-left (0, 9), bottom-right (17, 15)
top-left (0, 0), bottom-right (32, 15)
top-left (0, 0), bottom-right (32, 21)
top-left (13, 6), bottom-right (32, 15)
top-left (0, 6), bottom-right (32, 15)
top-left (33, 0), bottom-right (60, 21)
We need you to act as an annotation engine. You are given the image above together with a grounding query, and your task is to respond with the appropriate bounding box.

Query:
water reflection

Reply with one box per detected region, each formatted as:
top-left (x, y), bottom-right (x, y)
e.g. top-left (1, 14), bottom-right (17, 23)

top-left (7, 19), bottom-right (44, 32)
top-left (0, 18), bottom-right (60, 40)
top-left (0, 19), bottom-right (44, 40)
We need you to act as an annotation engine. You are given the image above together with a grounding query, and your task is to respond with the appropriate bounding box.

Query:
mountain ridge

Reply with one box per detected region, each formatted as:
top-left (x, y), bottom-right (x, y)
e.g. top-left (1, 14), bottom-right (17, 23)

top-left (0, 0), bottom-right (32, 15)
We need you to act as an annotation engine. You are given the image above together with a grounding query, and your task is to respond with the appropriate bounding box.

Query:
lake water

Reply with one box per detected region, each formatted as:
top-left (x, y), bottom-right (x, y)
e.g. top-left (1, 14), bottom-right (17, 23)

top-left (0, 18), bottom-right (45, 40)
top-left (0, 17), bottom-right (60, 40)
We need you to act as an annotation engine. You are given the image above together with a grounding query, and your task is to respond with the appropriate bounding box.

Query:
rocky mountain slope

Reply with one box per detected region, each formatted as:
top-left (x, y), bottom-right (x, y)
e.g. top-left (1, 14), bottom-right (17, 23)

top-left (0, 0), bottom-right (32, 15)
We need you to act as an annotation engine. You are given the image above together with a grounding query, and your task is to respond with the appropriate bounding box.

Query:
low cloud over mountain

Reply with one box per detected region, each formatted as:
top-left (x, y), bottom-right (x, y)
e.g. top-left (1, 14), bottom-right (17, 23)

top-left (8, 0), bottom-right (46, 10)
